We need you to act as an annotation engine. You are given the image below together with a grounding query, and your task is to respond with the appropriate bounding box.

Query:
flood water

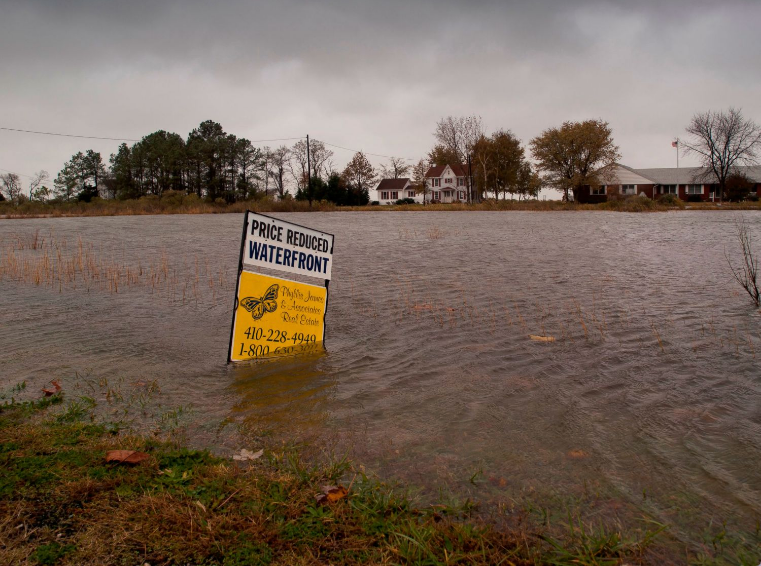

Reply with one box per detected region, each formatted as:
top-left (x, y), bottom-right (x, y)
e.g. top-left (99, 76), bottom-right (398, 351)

top-left (2, 211), bottom-right (760, 557)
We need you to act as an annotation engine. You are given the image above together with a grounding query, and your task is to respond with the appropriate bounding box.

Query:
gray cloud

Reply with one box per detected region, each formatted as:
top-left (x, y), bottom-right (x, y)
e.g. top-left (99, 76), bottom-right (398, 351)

top-left (2, 0), bottom-right (760, 187)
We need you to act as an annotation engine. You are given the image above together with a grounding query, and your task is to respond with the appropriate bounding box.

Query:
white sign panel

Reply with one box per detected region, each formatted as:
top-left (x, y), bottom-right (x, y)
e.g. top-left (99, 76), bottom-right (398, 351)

top-left (242, 211), bottom-right (334, 280)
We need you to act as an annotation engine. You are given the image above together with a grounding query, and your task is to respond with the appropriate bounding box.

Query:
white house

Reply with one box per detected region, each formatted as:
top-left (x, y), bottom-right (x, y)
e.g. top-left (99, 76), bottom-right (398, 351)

top-left (425, 164), bottom-right (469, 203)
top-left (371, 178), bottom-right (421, 205)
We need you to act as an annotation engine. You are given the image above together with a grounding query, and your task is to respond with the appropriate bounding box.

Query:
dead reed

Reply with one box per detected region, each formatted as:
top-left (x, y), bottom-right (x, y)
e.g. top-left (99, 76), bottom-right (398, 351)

top-left (0, 230), bottom-right (233, 305)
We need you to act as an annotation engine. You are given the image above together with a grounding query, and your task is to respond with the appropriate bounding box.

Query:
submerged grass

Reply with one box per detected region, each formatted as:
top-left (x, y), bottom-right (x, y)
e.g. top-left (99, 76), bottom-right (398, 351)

top-left (0, 392), bottom-right (676, 565)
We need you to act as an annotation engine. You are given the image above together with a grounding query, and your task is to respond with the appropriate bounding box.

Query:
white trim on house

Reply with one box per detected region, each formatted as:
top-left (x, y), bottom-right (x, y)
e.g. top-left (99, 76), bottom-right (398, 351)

top-left (686, 184), bottom-right (704, 195)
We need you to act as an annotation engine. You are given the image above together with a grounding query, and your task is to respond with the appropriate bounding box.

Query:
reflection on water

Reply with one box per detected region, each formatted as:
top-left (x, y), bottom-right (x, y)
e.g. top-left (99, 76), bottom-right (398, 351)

top-left (229, 350), bottom-right (334, 436)
top-left (2, 211), bottom-right (761, 553)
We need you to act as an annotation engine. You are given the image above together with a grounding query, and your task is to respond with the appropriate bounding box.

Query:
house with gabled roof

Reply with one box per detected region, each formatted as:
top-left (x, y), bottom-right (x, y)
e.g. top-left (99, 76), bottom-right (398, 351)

top-left (425, 164), bottom-right (470, 203)
top-left (576, 164), bottom-right (761, 203)
top-left (371, 178), bottom-right (420, 205)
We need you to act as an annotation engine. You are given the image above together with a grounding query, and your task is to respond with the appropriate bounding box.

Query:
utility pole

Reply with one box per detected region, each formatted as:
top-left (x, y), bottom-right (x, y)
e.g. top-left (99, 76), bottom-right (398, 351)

top-left (467, 153), bottom-right (473, 204)
top-left (306, 134), bottom-right (312, 207)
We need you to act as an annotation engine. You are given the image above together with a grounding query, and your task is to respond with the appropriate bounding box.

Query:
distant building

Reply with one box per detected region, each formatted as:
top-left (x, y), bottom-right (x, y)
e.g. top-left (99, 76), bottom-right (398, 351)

top-left (371, 178), bottom-right (420, 205)
top-left (425, 164), bottom-right (469, 203)
top-left (576, 164), bottom-right (761, 203)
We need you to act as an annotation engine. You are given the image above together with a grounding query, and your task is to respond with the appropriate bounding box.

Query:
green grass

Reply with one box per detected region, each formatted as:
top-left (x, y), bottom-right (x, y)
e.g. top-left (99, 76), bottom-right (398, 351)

top-left (4, 390), bottom-right (753, 565)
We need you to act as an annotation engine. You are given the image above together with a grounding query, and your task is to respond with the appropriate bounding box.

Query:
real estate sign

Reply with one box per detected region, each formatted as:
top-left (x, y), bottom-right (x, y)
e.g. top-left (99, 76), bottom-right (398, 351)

top-left (228, 212), bottom-right (334, 363)
top-left (243, 212), bottom-right (334, 280)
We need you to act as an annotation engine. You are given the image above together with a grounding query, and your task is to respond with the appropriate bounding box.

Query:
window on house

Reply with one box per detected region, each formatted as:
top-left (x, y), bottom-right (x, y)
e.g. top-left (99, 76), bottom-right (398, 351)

top-left (432, 178), bottom-right (441, 187)
top-left (662, 185), bottom-right (677, 194)
top-left (433, 191), bottom-right (440, 200)
top-left (457, 178), bottom-right (464, 186)
top-left (687, 184), bottom-right (703, 195)
top-left (590, 186), bottom-right (606, 196)
top-left (445, 178), bottom-right (453, 184)
top-left (391, 191), bottom-right (398, 200)
top-left (458, 191), bottom-right (465, 200)
top-left (407, 191), bottom-right (415, 198)
top-left (621, 184), bottom-right (636, 195)
top-left (381, 191), bottom-right (389, 200)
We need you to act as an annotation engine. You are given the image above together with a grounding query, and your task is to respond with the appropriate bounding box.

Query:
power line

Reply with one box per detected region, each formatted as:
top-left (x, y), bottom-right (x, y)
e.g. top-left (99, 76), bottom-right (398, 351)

top-left (318, 139), bottom-right (416, 162)
top-left (249, 136), bottom-right (305, 143)
top-left (0, 126), bottom-right (410, 161)
top-left (0, 127), bottom-right (139, 142)
top-left (0, 167), bottom-right (39, 180)
top-left (0, 126), bottom-right (305, 145)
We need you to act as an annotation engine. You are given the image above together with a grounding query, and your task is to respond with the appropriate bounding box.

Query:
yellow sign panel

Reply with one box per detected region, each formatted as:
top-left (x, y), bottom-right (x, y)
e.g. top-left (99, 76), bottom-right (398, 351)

top-left (229, 271), bottom-right (326, 362)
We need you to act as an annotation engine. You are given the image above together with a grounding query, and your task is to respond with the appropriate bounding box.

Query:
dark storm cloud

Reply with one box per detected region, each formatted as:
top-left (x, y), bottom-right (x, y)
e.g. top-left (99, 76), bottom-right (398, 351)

top-left (1, 0), bottom-right (760, 185)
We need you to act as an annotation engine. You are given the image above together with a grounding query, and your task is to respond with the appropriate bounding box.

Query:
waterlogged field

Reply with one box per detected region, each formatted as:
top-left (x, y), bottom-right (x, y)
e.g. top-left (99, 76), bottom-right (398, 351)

top-left (2, 211), bottom-right (761, 563)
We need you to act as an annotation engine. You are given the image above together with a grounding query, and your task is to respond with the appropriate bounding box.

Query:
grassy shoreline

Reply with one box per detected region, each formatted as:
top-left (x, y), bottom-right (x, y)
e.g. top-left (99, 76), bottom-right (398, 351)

top-left (2, 195), bottom-right (761, 219)
top-left (0, 391), bottom-right (678, 565)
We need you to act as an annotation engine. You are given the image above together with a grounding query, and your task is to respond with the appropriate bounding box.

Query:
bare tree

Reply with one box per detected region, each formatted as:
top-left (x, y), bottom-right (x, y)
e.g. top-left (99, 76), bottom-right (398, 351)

top-left (260, 146), bottom-right (272, 195)
top-left (288, 139), bottom-right (309, 191)
top-left (682, 108), bottom-right (761, 203)
top-left (308, 140), bottom-right (334, 180)
top-left (434, 115), bottom-right (483, 203)
top-left (726, 216), bottom-right (760, 306)
top-left (29, 170), bottom-right (49, 200)
top-left (380, 157), bottom-right (410, 179)
top-left (433, 115), bottom-right (484, 163)
top-left (0, 172), bottom-right (22, 202)
top-left (267, 146), bottom-right (291, 199)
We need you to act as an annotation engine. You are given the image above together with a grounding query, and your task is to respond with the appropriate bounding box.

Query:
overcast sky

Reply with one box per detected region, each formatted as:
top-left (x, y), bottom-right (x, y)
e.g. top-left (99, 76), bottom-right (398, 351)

top-left (2, 0), bottom-right (760, 192)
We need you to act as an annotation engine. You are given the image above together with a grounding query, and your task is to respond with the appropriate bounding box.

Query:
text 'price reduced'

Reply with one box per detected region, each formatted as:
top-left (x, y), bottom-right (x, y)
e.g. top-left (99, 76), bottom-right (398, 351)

top-left (243, 211), bottom-right (334, 280)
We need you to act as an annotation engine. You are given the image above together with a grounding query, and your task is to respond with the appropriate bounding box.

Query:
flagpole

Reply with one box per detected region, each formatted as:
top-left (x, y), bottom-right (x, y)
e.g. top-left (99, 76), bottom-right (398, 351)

top-left (675, 138), bottom-right (679, 197)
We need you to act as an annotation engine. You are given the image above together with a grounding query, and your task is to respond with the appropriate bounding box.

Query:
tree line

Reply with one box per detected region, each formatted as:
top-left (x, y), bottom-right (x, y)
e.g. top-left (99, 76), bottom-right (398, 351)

top-left (0, 121), bottom-right (377, 206)
top-left (2, 109), bottom-right (759, 205)
top-left (413, 107), bottom-right (760, 203)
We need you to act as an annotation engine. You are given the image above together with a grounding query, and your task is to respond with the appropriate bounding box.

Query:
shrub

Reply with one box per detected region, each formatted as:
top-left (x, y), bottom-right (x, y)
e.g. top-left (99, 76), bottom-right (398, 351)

top-left (600, 195), bottom-right (658, 212)
top-left (370, 201), bottom-right (380, 206)
top-left (657, 194), bottom-right (684, 207)
top-left (394, 198), bottom-right (416, 205)
top-left (686, 194), bottom-right (702, 203)
top-left (160, 189), bottom-right (187, 207)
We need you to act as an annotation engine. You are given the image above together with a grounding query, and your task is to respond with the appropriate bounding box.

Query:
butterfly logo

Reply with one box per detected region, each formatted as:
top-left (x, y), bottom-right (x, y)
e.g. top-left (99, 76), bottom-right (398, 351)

top-left (240, 284), bottom-right (279, 320)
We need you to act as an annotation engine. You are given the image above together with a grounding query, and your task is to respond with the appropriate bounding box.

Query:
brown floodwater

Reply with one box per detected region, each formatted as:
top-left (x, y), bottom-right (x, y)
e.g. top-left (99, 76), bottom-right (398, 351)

top-left (1, 211), bottom-right (760, 554)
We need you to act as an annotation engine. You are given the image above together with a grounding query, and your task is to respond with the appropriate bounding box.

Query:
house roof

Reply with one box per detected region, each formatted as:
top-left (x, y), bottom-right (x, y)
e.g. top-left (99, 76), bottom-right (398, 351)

top-left (425, 164), bottom-right (469, 178)
top-left (375, 178), bottom-right (411, 192)
top-left (631, 165), bottom-right (761, 185)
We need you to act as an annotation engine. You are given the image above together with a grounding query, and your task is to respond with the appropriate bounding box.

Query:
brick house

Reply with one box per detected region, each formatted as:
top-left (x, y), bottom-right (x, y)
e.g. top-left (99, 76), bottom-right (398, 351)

top-left (576, 164), bottom-right (761, 203)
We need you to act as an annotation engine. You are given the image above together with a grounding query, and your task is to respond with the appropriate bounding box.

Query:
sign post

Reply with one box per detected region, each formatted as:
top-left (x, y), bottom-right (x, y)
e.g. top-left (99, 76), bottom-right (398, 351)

top-left (228, 211), bottom-right (334, 363)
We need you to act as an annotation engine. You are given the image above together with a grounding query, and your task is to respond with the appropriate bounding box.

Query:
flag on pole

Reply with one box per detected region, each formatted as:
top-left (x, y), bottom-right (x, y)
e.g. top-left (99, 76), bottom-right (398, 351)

top-left (671, 140), bottom-right (678, 148)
